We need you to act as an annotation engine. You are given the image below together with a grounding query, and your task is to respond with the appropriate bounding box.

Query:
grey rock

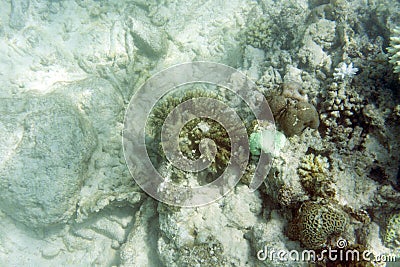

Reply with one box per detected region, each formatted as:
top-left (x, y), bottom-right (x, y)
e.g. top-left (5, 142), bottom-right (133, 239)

top-left (0, 95), bottom-right (97, 228)
top-left (128, 17), bottom-right (168, 58)
top-left (9, 0), bottom-right (30, 30)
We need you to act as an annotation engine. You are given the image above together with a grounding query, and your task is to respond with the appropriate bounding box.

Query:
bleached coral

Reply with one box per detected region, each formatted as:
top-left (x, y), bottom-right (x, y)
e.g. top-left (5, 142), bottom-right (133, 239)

top-left (333, 62), bottom-right (359, 80)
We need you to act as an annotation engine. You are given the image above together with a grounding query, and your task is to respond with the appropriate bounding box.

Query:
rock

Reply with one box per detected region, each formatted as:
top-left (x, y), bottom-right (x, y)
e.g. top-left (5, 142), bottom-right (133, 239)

top-left (120, 199), bottom-right (161, 267)
top-left (0, 95), bottom-right (97, 228)
top-left (128, 17), bottom-right (168, 58)
top-left (9, 0), bottom-right (29, 30)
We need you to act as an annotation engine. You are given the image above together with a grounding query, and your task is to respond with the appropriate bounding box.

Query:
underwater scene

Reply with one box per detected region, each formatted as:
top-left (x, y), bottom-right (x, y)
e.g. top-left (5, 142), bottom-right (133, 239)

top-left (0, 0), bottom-right (399, 266)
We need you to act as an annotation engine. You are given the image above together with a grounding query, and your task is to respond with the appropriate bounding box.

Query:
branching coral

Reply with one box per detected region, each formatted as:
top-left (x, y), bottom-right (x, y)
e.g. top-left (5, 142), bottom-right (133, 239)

top-left (320, 82), bottom-right (365, 150)
top-left (387, 26), bottom-right (400, 75)
top-left (298, 154), bottom-right (335, 199)
top-left (244, 17), bottom-right (275, 49)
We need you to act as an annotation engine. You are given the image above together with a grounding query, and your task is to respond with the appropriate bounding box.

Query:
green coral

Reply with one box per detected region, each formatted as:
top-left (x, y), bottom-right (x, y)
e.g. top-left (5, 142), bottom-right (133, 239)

top-left (384, 212), bottom-right (400, 248)
top-left (387, 26), bottom-right (400, 75)
top-left (288, 201), bottom-right (348, 249)
top-left (249, 128), bottom-right (286, 156)
top-left (298, 154), bottom-right (335, 199)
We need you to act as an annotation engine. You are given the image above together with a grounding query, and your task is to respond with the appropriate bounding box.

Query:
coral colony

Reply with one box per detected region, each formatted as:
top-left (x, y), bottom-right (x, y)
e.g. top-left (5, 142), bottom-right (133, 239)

top-left (333, 62), bottom-right (359, 80)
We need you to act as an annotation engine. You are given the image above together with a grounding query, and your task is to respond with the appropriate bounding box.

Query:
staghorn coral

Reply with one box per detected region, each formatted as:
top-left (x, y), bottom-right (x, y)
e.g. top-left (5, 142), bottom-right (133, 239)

top-left (287, 201), bottom-right (348, 249)
top-left (387, 26), bottom-right (400, 76)
top-left (298, 154), bottom-right (335, 199)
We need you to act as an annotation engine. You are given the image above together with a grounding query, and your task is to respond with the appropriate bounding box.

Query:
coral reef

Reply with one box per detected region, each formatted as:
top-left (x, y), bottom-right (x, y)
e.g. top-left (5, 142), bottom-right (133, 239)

top-left (288, 201), bottom-right (348, 249)
top-left (384, 212), bottom-right (400, 248)
top-left (147, 87), bottom-right (235, 177)
top-left (249, 126), bottom-right (286, 156)
top-left (0, 0), bottom-right (400, 265)
top-left (387, 27), bottom-right (400, 75)
top-left (333, 62), bottom-right (359, 81)
top-left (266, 82), bottom-right (320, 137)
top-left (298, 154), bottom-right (335, 199)
top-left (244, 1), bottom-right (309, 51)
top-left (319, 82), bottom-right (366, 150)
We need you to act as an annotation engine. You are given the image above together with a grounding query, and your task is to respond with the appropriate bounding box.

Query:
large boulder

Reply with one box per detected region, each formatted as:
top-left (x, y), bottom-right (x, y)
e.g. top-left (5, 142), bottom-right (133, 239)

top-left (0, 95), bottom-right (97, 228)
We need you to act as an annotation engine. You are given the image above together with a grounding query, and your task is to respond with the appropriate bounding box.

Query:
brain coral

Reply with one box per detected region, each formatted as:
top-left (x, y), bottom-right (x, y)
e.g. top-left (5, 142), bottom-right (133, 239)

top-left (288, 201), bottom-right (348, 249)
